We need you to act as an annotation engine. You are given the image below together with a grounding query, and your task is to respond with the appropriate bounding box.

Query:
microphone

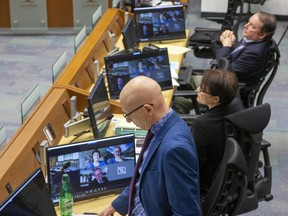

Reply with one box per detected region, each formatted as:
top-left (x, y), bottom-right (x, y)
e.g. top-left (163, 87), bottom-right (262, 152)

top-left (96, 114), bottom-right (114, 126)
top-left (71, 115), bottom-right (114, 141)
top-left (54, 161), bottom-right (71, 179)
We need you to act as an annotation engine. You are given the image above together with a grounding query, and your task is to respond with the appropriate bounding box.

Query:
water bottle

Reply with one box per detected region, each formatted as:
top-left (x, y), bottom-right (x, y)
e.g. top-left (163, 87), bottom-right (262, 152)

top-left (59, 173), bottom-right (73, 216)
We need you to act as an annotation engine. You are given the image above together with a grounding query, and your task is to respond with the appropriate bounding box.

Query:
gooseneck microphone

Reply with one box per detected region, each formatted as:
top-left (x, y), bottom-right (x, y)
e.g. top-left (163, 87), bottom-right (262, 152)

top-left (94, 114), bottom-right (114, 128)
top-left (54, 161), bottom-right (71, 179)
top-left (70, 114), bottom-right (114, 143)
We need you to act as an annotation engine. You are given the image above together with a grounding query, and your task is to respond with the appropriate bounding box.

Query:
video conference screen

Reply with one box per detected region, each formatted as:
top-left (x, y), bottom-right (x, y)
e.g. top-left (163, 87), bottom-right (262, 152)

top-left (46, 133), bottom-right (136, 205)
top-left (104, 47), bottom-right (173, 99)
top-left (134, 4), bottom-right (186, 42)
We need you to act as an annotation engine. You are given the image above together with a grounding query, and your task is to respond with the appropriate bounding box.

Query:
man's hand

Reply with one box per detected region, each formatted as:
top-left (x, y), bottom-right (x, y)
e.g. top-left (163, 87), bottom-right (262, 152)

top-left (220, 30), bottom-right (236, 47)
top-left (97, 205), bottom-right (116, 216)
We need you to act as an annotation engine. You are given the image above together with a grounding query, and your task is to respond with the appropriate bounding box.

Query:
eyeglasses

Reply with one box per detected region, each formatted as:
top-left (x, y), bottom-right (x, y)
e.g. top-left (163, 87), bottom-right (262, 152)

top-left (198, 87), bottom-right (212, 95)
top-left (123, 103), bottom-right (153, 119)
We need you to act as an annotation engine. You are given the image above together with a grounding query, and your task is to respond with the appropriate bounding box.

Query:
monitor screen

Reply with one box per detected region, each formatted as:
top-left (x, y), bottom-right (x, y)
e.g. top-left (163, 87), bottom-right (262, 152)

top-left (104, 47), bottom-right (172, 99)
top-left (122, 16), bottom-right (139, 51)
top-left (0, 168), bottom-right (57, 216)
top-left (46, 133), bottom-right (136, 205)
top-left (87, 73), bottom-right (113, 139)
top-left (134, 4), bottom-right (186, 43)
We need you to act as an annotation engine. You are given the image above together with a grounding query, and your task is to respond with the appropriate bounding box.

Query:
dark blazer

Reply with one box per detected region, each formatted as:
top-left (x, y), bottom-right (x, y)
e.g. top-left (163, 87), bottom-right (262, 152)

top-left (89, 177), bottom-right (108, 188)
top-left (192, 98), bottom-right (244, 199)
top-left (112, 111), bottom-right (201, 216)
top-left (217, 39), bottom-right (271, 103)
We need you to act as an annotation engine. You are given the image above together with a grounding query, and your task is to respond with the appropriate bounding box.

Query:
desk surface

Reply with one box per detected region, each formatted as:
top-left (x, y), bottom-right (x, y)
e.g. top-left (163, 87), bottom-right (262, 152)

top-left (54, 194), bottom-right (120, 216)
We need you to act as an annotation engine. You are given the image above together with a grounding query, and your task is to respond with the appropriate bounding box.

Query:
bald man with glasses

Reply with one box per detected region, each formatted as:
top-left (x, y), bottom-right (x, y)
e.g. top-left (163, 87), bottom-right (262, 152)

top-left (99, 76), bottom-right (201, 216)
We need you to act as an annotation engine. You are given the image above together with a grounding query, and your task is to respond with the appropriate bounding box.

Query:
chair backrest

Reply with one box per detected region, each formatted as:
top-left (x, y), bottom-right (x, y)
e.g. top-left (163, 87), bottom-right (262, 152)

top-left (221, 0), bottom-right (244, 34)
top-left (202, 137), bottom-right (247, 216)
top-left (224, 103), bottom-right (271, 214)
top-left (246, 39), bottom-right (280, 107)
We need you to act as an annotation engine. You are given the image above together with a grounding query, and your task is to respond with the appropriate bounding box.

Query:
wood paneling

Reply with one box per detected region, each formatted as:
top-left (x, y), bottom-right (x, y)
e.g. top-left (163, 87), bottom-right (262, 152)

top-left (0, 0), bottom-right (11, 27)
top-left (46, 0), bottom-right (73, 27)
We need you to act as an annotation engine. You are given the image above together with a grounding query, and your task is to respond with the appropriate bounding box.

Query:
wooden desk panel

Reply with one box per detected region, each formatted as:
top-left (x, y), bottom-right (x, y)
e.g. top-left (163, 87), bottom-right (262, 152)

top-left (0, 87), bottom-right (89, 203)
top-left (55, 9), bottom-right (127, 91)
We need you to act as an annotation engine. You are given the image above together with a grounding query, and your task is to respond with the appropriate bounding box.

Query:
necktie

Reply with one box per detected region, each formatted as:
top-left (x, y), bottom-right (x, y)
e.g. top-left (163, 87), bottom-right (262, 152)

top-left (231, 38), bottom-right (248, 55)
top-left (128, 130), bottom-right (154, 216)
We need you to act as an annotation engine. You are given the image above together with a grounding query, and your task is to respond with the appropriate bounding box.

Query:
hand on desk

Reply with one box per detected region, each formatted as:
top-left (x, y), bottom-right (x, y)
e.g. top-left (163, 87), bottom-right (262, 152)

top-left (98, 204), bottom-right (115, 216)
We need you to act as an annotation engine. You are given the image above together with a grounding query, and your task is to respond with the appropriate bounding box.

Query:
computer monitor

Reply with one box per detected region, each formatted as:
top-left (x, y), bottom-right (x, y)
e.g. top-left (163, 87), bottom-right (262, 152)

top-left (46, 133), bottom-right (136, 205)
top-left (122, 16), bottom-right (139, 51)
top-left (104, 47), bottom-right (173, 99)
top-left (0, 168), bottom-right (57, 216)
top-left (134, 4), bottom-right (186, 43)
top-left (87, 73), bottom-right (113, 139)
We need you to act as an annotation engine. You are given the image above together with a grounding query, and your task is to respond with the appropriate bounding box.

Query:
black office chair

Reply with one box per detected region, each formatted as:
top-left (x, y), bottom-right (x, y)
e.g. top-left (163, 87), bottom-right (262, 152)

top-left (173, 37), bottom-right (280, 115)
top-left (188, 0), bottom-right (244, 59)
top-left (224, 103), bottom-right (272, 214)
top-left (243, 0), bottom-right (266, 22)
top-left (245, 38), bottom-right (280, 108)
top-left (202, 137), bottom-right (247, 216)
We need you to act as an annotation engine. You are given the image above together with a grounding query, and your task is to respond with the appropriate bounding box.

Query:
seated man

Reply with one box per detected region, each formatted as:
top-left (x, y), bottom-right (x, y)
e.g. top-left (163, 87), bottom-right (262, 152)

top-left (173, 11), bottom-right (276, 113)
top-left (191, 69), bottom-right (244, 200)
top-left (217, 10), bottom-right (276, 106)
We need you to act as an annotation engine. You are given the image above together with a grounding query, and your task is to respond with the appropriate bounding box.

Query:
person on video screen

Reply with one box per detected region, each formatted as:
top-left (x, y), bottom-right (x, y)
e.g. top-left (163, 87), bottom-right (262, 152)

top-left (108, 146), bottom-right (125, 164)
top-left (89, 167), bottom-right (108, 187)
top-left (88, 149), bottom-right (106, 168)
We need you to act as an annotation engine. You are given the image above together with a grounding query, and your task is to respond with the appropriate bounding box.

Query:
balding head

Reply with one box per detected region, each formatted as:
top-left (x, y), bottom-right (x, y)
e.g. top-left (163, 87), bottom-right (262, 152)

top-left (119, 76), bottom-right (169, 130)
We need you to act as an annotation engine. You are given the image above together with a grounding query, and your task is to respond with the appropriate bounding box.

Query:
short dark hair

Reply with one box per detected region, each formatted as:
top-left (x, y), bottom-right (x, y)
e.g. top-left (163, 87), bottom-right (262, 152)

top-left (201, 69), bottom-right (239, 106)
top-left (257, 11), bottom-right (277, 40)
top-left (92, 149), bottom-right (101, 157)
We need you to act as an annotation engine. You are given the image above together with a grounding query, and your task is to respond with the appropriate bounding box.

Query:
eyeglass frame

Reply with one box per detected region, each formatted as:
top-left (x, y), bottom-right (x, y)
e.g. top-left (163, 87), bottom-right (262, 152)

top-left (198, 87), bottom-right (212, 95)
top-left (123, 103), bottom-right (154, 119)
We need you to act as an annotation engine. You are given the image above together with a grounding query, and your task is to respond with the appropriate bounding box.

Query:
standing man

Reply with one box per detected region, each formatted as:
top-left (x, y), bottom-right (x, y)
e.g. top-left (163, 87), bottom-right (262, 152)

top-left (99, 76), bottom-right (201, 216)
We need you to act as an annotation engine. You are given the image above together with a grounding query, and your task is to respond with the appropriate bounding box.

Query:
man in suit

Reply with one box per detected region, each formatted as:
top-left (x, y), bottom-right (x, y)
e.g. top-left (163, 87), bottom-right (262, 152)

top-left (99, 76), bottom-right (201, 216)
top-left (217, 11), bottom-right (276, 105)
top-left (89, 167), bottom-right (108, 188)
top-left (173, 11), bottom-right (276, 113)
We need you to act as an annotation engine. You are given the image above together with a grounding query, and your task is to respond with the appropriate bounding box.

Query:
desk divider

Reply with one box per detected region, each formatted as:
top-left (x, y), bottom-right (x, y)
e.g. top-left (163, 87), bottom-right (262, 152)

top-left (74, 25), bottom-right (87, 54)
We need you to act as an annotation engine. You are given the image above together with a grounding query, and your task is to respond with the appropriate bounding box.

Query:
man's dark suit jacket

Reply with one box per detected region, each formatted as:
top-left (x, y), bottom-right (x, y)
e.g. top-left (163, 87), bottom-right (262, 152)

top-left (217, 38), bottom-right (271, 104)
top-left (89, 177), bottom-right (108, 188)
top-left (192, 98), bottom-right (244, 200)
top-left (111, 111), bottom-right (201, 216)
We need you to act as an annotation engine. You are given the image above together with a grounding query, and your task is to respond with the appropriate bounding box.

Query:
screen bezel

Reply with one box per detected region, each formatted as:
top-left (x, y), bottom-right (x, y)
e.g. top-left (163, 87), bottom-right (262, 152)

top-left (122, 16), bottom-right (139, 51)
top-left (46, 133), bottom-right (136, 205)
top-left (104, 47), bottom-right (173, 100)
top-left (87, 73), bottom-right (113, 139)
top-left (0, 168), bottom-right (57, 216)
top-left (134, 4), bottom-right (186, 43)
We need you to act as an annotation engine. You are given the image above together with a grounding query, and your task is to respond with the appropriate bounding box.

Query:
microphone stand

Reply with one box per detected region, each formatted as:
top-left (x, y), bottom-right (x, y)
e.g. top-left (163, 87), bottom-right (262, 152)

top-left (69, 115), bottom-right (114, 143)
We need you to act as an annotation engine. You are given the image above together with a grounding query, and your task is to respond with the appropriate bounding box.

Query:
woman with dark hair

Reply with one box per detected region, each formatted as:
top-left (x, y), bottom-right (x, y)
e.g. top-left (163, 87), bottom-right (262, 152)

top-left (192, 69), bottom-right (244, 201)
top-left (89, 149), bottom-right (106, 168)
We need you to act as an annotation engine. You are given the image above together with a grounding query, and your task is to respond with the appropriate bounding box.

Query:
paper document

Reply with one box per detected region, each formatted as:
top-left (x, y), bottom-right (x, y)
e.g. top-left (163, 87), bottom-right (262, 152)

top-left (156, 44), bottom-right (191, 55)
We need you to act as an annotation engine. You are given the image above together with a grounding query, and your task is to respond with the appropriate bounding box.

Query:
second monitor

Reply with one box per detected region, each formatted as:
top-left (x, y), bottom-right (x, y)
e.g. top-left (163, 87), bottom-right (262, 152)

top-left (134, 4), bottom-right (186, 43)
top-left (104, 47), bottom-right (173, 100)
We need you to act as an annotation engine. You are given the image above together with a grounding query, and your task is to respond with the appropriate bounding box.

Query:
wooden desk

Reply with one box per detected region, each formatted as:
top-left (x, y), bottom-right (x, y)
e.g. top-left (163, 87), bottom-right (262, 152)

top-left (0, 8), bottom-right (189, 204)
top-left (55, 194), bottom-right (120, 216)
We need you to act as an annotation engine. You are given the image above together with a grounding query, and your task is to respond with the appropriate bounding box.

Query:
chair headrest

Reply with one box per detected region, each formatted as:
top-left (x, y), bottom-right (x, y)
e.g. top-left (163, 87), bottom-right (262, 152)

top-left (224, 103), bottom-right (271, 133)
